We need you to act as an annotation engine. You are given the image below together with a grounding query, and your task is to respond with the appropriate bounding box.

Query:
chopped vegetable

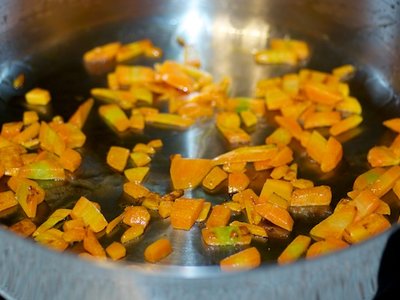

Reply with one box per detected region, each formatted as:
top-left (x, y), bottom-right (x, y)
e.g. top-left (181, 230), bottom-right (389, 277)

top-left (171, 198), bottom-right (204, 230)
top-left (206, 205), bottom-right (231, 228)
top-left (144, 238), bottom-right (172, 263)
top-left (106, 146), bottom-right (130, 172)
top-left (71, 197), bottom-right (108, 232)
top-left (220, 247), bottom-right (261, 271)
top-left (25, 88), bottom-right (51, 105)
top-left (170, 155), bottom-right (213, 189)
top-left (106, 242), bottom-right (126, 260)
top-left (278, 235), bottom-right (311, 264)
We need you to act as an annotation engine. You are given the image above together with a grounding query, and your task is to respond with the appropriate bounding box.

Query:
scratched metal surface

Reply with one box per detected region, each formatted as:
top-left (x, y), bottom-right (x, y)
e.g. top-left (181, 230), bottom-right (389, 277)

top-left (0, 0), bottom-right (400, 299)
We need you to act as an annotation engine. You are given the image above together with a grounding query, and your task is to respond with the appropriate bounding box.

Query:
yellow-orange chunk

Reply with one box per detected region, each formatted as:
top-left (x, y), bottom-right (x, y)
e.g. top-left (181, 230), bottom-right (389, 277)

top-left (306, 238), bottom-right (348, 259)
top-left (170, 155), bottom-right (213, 189)
top-left (123, 206), bottom-right (150, 227)
top-left (106, 146), bottom-right (130, 172)
top-left (170, 198), bottom-right (204, 230)
top-left (202, 166), bottom-right (228, 190)
top-left (278, 235), bottom-right (311, 264)
top-left (144, 238), bottom-right (173, 263)
top-left (220, 247), bottom-right (261, 272)
top-left (106, 242), bottom-right (126, 260)
top-left (71, 197), bottom-right (108, 232)
top-left (291, 186), bottom-right (332, 206)
top-left (206, 205), bottom-right (231, 228)
top-left (255, 202), bottom-right (294, 231)
top-left (25, 88), bottom-right (51, 105)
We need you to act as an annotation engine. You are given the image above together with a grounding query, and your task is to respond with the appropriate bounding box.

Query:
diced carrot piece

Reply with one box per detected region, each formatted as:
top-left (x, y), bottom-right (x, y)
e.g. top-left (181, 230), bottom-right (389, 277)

top-left (304, 111), bottom-right (341, 130)
top-left (266, 193), bottom-right (289, 209)
top-left (144, 238), bottom-right (173, 263)
top-left (230, 221), bottom-right (267, 237)
top-left (254, 49), bottom-right (298, 65)
top-left (158, 200), bottom-right (173, 218)
top-left (124, 167), bottom-right (149, 183)
top-left (367, 146), bottom-right (399, 167)
top-left (220, 247), bottom-right (261, 271)
top-left (332, 64), bottom-right (355, 80)
top-left (351, 190), bottom-right (381, 222)
top-left (106, 242), bottom-right (126, 260)
top-left (115, 65), bottom-right (155, 86)
top-left (306, 238), bottom-right (348, 259)
top-left (170, 198), bottom-right (204, 230)
top-left (305, 130), bottom-right (327, 163)
top-left (369, 166), bottom-right (400, 197)
top-left (71, 197), bottom-right (108, 232)
top-left (142, 193), bottom-right (161, 211)
top-left (232, 189), bottom-right (258, 207)
top-left (52, 123), bottom-right (86, 149)
top-left (170, 155), bottom-right (213, 190)
top-left (304, 82), bottom-right (343, 105)
top-left (224, 201), bottom-right (243, 212)
top-left (91, 88), bottom-right (137, 109)
top-left (123, 182), bottom-right (150, 199)
top-left (291, 179), bottom-right (314, 189)
top-left (256, 77), bottom-right (282, 97)
top-left (281, 101), bottom-right (310, 120)
top-left (59, 148), bottom-right (82, 172)
top-left (148, 139), bottom-right (163, 149)
top-left (213, 145), bottom-right (278, 165)
top-left (83, 42), bottom-right (120, 75)
top-left (116, 39), bottom-right (153, 62)
top-left (1, 122), bottom-right (23, 139)
top-left (130, 152), bottom-right (151, 167)
top-left (33, 209), bottom-right (71, 237)
top-left (266, 127), bottom-right (292, 147)
top-left (178, 103), bottom-right (213, 119)
top-left (25, 88), bottom-right (51, 105)
top-left (383, 118), bottom-right (400, 133)
top-left (284, 163), bottom-right (297, 181)
top-left (336, 96), bottom-right (362, 115)
top-left (255, 202), bottom-right (294, 231)
top-left (18, 158), bottom-right (65, 180)
top-left (68, 98), bottom-right (94, 129)
top-left (271, 39), bottom-right (310, 60)
top-left (330, 115), bottom-right (363, 136)
top-left (321, 136), bottom-right (343, 173)
top-left (105, 212), bottom-right (125, 235)
top-left (240, 110), bottom-right (258, 127)
top-left (106, 146), bottom-right (130, 172)
top-left (0, 145), bottom-right (24, 176)
top-left (15, 178), bottom-right (45, 218)
top-left (129, 111), bottom-right (145, 130)
top-left (156, 61), bottom-right (195, 92)
top-left (216, 112), bottom-right (241, 129)
top-left (202, 166), bottom-right (227, 190)
top-left (132, 144), bottom-right (154, 155)
top-left (281, 73), bottom-right (300, 95)
top-left (217, 126), bottom-right (251, 144)
top-left (291, 186), bottom-right (332, 206)
top-left (196, 202), bottom-right (212, 222)
top-left (63, 219), bottom-right (85, 232)
top-left (277, 235), bottom-right (311, 264)
top-left (265, 87), bottom-right (292, 110)
top-left (310, 204), bottom-right (356, 240)
top-left (83, 229), bottom-right (106, 257)
top-left (343, 213), bottom-right (391, 244)
top-left (121, 224), bottom-right (145, 243)
top-left (145, 113), bottom-right (194, 129)
top-left (13, 122), bottom-right (40, 144)
top-left (206, 205), bottom-right (231, 228)
top-left (0, 190), bottom-right (18, 212)
top-left (259, 179), bottom-right (293, 203)
top-left (269, 146), bottom-right (293, 167)
top-left (228, 172), bottom-right (250, 194)
top-left (270, 165), bottom-right (289, 180)
top-left (35, 228), bottom-right (69, 251)
top-left (39, 122), bottom-right (66, 156)
top-left (275, 116), bottom-right (303, 140)
top-left (202, 225), bottom-right (252, 246)
top-left (244, 195), bottom-right (262, 225)
top-left (99, 104), bottom-right (130, 132)
top-left (123, 206), bottom-right (150, 227)
top-left (10, 218), bottom-right (37, 237)
top-left (353, 168), bottom-right (385, 191)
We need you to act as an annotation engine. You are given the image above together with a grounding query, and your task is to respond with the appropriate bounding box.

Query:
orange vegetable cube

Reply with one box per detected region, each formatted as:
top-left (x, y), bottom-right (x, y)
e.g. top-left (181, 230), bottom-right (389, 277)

top-left (320, 137), bottom-right (343, 173)
top-left (91, 88), bottom-right (136, 109)
top-left (383, 118), bottom-right (400, 133)
top-left (115, 65), bottom-right (154, 86)
top-left (255, 202), bottom-right (294, 231)
top-left (0, 190), bottom-right (18, 213)
top-left (34, 228), bottom-right (69, 252)
top-left (259, 179), bottom-right (293, 203)
top-left (265, 127), bottom-right (292, 147)
top-left (15, 178), bottom-right (45, 218)
top-left (230, 221), bottom-right (267, 238)
top-left (130, 152), bottom-right (151, 167)
top-left (123, 182), bottom-right (150, 199)
top-left (83, 229), bottom-right (106, 257)
top-left (68, 98), bottom-right (94, 129)
top-left (353, 167), bottom-right (385, 191)
top-left (197, 202), bottom-right (212, 222)
top-left (330, 115), bottom-right (363, 136)
top-left (116, 39), bottom-right (153, 62)
top-left (170, 155), bottom-right (213, 190)
top-left (305, 130), bottom-right (327, 163)
top-left (266, 193), bottom-right (289, 209)
top-left (144, 238), bottom-right (173, 263)
top-left (202, 225), bottom-right (252, 246)
top-left (220, 247), bottom-right (261, 272)
top-left (224, 201), bottom-right (243, 212)
top-left (107, 146), bottom-right (130, 172)
top-left (351, 190), bottom-right (381, 222)
top-left (158, 200), bottom-right (173, 218)
top-left (304, 111), bottom-right (341, 129)
top-left (369, 166), bottom-right (400, 197)
top-left (291, 179), bottom-right (314, 189)
top-left (206, 205), bottom-right (231, 228)
top-left (10, 218), bottom-right (37, 237)
top-left (306, 238), bottom-right (348, 259)
top-left (106, 242), bottom-right (126, 260)
top-left (105, 212), bottom-right (125, 235)
top-left (240, 110), bottom-right (257, 128)
top-left (277, 235), bottom-right (311, 264)
top-left (99, 104), bottom-right (130, 132)
top-left (148, 139), bottom-right (163, 149)
top-left (170, 198), bottom-right (204, 230)
top-left (275, 116), bottom-right (303, 140)
top-left (254, 49), bottom-right (297, 65)
top-left (202, 166), bottom-right (227, 190)
top-left (270, 165), bottom-right (289, 180)
top-left (71, 197), bottom-right (108, 232)
top-left (1, 122), bottom-right (23, 139)
top-left (269, 146), bottom-right (293, 167)
top-left (213, 145), bottom-right (278, 165)
top-left (343, 214), bottom-right (390, 244)
top-left (228, 172), bottom-right (250, 194)
top-left (121, 224), bottom-right (145, 243)
top-left (123, 206), bottom-right (150, 227)
top-left (53, 123), bottom-right (86, 148)
top-left (265, 87), bottom-right (292, 110)
top-left (124, 167), bottom-right (149, 183)
top-left (291, 186), bottom-right (332, 206)
top-left (33, 208), bottom-right (71, 237)
top-left (83, 42), bottom-right (120, 75)
top-left (367, 146), bottom-right (399, 167)
top-left (59, 148), bottom-right (82, 172)
top-left (310, 204), bottom-right (356, 240)
top-left (145, 113), bottom-right (194, 129)
top-left (129, 112), bottom-right (145, 130)
top-left (18, 158), bottom-right (65, 180)
top-left (39, 122), bottom-right (66, 156)
top-left (304, 82), bottom-right (342, 106)
top-left (25, 88), bottom-right (51, 105)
